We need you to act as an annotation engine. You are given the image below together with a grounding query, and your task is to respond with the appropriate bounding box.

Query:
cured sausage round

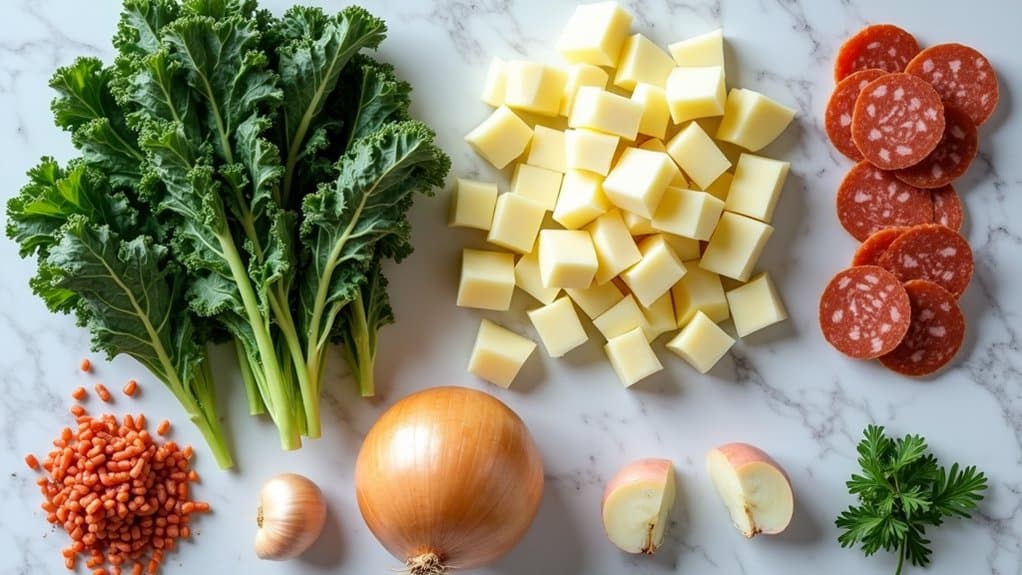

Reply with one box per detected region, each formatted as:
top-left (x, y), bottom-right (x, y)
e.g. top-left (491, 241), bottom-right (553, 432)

top-left (879, 279), bottom-right (965, 376)
top-left (893, 104), bottom-right (978, 189)
top-left (906, 43), bottom-right (999, 126)
top-left (852, 227), bottom-right (909, 267)
top-left (837, 161), bottom-right (933, 242)
top-left (877, 223), bottom-right (974, 298)
top-left (826, 69), bottom-right (887, 161)
top-left (931, 185), bottom-right (963, 231)
top-left (834, 24), bottom-right (920, 82)
top-left (819, 265), bottom-right (912, 360)
top-left (851, 73), bottom-right (945, 170)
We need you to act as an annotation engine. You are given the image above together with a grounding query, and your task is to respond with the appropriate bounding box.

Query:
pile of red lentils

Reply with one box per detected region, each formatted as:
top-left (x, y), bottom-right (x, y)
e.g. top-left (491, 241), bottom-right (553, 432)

top-left (23, 359), bottom-right (210, 574)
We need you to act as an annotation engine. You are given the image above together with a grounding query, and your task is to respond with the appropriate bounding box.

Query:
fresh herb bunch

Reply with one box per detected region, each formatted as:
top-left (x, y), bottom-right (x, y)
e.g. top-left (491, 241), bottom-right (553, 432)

top-left (836, 425), bottom-right (988, 574)
top-left (7, 0), bottom-right (450, 467)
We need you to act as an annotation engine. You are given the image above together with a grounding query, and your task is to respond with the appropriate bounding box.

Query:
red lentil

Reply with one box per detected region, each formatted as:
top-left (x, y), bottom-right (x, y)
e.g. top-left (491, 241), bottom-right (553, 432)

top-left (80, 358), bottom-right (92, 373)
top-left (155, 420), bottom-right (170, 436)
top-left (94, 384), bottom-right (112, 403)
top-left (72, 387), bottom-right (87, 401)
top-left (25, 453), bottom-right (40, 470)
top-left (122, 380), bottom-right (138, 397)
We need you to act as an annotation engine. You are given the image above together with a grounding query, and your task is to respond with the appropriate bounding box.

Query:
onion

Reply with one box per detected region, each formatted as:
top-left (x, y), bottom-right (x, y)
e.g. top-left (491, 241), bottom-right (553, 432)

top-left (355, 386), bottom-right (544, 574)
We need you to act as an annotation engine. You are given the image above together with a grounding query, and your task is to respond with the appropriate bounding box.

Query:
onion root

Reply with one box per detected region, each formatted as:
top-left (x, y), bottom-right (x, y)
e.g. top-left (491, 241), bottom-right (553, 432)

top-left (407, 552), bottom-right (446, 575)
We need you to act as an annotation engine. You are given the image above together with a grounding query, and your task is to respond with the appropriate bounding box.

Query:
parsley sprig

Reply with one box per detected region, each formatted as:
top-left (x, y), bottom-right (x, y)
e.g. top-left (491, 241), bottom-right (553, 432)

top-left (836, 425), bottom-right (988, 574)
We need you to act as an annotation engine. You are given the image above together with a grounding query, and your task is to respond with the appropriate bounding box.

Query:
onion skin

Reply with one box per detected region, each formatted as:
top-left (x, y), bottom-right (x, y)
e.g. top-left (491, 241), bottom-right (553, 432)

top-left (355, 386), bottom-right (544, 571)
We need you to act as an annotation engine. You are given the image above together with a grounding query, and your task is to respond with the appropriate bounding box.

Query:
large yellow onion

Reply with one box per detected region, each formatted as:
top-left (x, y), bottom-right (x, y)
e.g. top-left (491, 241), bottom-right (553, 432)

top-left (355, 386), bottom-right (544, 574)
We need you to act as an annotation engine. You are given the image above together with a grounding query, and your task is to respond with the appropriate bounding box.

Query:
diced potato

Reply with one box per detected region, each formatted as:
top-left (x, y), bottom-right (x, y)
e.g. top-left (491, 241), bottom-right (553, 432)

top-left (614, 34), bottom-right (675, 90)
top-left (449, 178), bottom-right (498, 230)
top-left (561, 63), bottom-right (610, 116)
top-left (566, 281), bottom-right (625, 319)
top-left (724, 154), bottom-right (790, 223)
top-left (457, 249), bottom-right (516, 310)
top-left (515, 251), bottom-right (561, 305)
top-left (487, 193), bottom-right (546, 253)
top-left (703, 171), bottom-right (733, 201)
top-left (468, 319), bottom-right (536, 388)
top-left (640, 292), bottom-right (676, 340)
top-left (565, 129), bottom-right (620, 176)
top-left (632, 83), bottom-right (670, 140)
top-left (586, 209), bottom-right (642, 285)
top-left (652, 187), bottom-right (725, 241)
top-left (602, 148), bottom-right (680, 219)
top-left (465, 106), bottom-right (533, 169)
top-left (668, 29), bottom-right (724, 68)
top-left (504, 61), bottom-right (568, 117)
top-left (569, 87), bottom-right (643, 140)
top-left (671, 263), bottom-right (729, 326)
top-left (661, 233), bottom-right (701, 261)
top-left (538, 229), bottom-right (599, 289)
top-left (622, 211), bottom-right (657, 235)
top-left (665, 66), bottom-right (726, 124)
top-left (553, 170), bottom-right (610, 229)
top-left (666, 311), bottom-right (734, 373)
top-left (699, 211), bottom-right (773, 281)
top-left (527, 296), bottom-right (589, 357)
top-left (715, 88), bottom-right (796, 151)
top-left (726, 272), bottom-right (787, 337)
top-left (511, 163), bottom-right (563, 211)
top-left (605, 327), bottom-right (663, 387)
top-left (594, 294), bottom-right (652, 341)
top-left (481, 57), bottom-right (507, 107)
top-left (527, 125), bottom-right (567, 173)
top-left (666, 121), bottom-right (731, 190)
top-left (620, 235), bottom-right (687, 307)
top-left (556, 1), bottom-right (633, 67)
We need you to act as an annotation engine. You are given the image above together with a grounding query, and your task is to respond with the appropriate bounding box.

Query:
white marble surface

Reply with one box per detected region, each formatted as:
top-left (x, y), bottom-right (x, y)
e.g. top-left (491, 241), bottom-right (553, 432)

top-left (2, 0), bottom-right (1021, 574)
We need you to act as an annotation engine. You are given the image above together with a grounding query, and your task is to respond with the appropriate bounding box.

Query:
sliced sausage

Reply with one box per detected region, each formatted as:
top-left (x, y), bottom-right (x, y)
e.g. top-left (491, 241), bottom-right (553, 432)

top-left (893, 104), bottom-right (978, 189)
top-left (852, 227), bottom-right (909, 267)
top-left (877, 223), bottom-right (973, 298)
top-left (879, 279), bottom-right (965, 376)
top-left (851, 73), bottom-right (945, 170)
top-left (819, 265), bottom-right (912, 359)
top-left (837, 161), bottom-right (933, 242)
top-left (826, 69), bottom-right (887, 161)
top-left (906, 43), bottom-right (999, 126)
top-left (931, 185), bottom-right (963, 231)
top-left (834, 24), bottom-right (920, 82)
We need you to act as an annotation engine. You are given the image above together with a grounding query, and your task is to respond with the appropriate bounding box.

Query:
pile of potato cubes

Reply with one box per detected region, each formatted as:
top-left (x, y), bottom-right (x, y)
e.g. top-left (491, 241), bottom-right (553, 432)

top-left (452, 1), bottom-right (795, 389)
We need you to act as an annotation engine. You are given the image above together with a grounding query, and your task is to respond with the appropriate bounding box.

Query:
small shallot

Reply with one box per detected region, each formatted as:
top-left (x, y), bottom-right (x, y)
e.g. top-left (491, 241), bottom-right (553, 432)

top-left (255, 473), bottom-right (327, 560)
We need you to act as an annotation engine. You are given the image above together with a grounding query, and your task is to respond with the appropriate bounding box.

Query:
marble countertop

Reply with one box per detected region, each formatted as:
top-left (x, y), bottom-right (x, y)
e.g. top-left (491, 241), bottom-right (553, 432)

top-left (2, 0), bottom-right (1020, 574)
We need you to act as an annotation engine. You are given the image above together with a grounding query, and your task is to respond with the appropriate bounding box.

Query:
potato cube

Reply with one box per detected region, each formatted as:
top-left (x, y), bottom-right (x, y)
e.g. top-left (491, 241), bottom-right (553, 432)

top-left (605, 327), bottom-right (663, 387)
top-left (449, 178), bottom-right (498, 230)
top-left (724, 154), bottom-right (790, 222)
top-left (566, 281), bottom-right (625, 319)
top-left (527, 126), bottom-right (567, 173)
top-left (726, 272), bottom-right (787, 337)
top-left (487, 193), bottom-right (546, 253)
top-left (481, 57), bottom-right (507, 107)
top-left (468, 319), bottom-right (537, 388)
top-left (703, 171), bottom-right (733, 201)
top-left (515, 251), bottom-right (560, 305)
top-left (561, 63), bottom-right (610, 116)
top-left (715, 88), bottom-right (796, 151)
top-left (632, 83), bottom-right (670, 140)
top-left (699, 211), bottom-right (773, 281)
top-left (666, 121), bottom-right (731, 190)
top-left (652, 187), bottom-right (724, 241)
top-left (527, 296), bottom-right (589, 357)
top-left (594, 294), bottom-right (653, 341)
top-left (665, 66), bottom-right (726, 124)
top-left (465, 106), bottom-right (533, 169)
top-left (565, 129), bottom-right (620, 176)
top-left (668, 29), bottom-right (724, 68)
top-left (504, 60), bottom-right (568, 117)
top-left (555, 1), bottom-right (633, 67)
top-left (614, 34), bottom-right (675, 90)
top-left (620, 235), bottom-right (687, 307)
top-left (640, 292), bottom-right (676, 340)
top-left (569, 87), bottom-right (643, 140)
top-left (661, 233), bottom-right (700, 260)
top-left (538, 229), bottom-right (599, 289)
top-left (666, 311), bottom-right (734, 373)
top-left (457, 249), bottom-right (515, 310)
top-left (553, 170), bottom-right (610, 229)
top-left (671, 263), bottom-right (728, 326)
top-left (603, 148), bottom-right (680, 219)
top-left (511, 163), bottom-right (563, 211)
top-left (622, 211), bottom-right (657, 235)
top-left (585, 209), bottom-right (641, 285)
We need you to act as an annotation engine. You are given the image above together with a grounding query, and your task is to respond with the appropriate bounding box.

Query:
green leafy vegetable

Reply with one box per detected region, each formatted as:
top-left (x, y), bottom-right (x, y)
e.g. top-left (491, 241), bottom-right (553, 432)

top-left (7, 0), bottom-right (449, 466)
top-left (836, 425), bottom-right (988, 574)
